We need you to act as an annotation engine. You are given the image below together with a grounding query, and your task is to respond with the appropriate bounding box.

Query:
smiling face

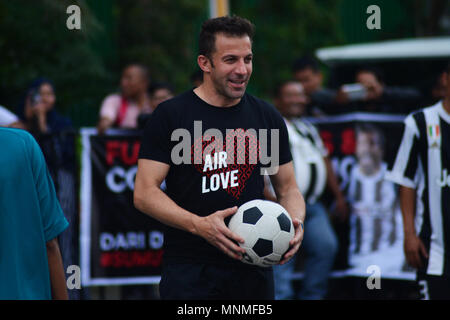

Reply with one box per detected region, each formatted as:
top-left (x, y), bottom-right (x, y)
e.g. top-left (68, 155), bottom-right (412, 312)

top-left (199, 33), bottom-right (253, 105)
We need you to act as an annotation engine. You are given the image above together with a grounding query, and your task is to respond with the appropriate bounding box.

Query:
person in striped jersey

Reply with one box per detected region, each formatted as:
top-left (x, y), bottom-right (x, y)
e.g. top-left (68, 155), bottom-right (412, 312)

top-left (272, 80), bottom-right (349, 300)
top-left (347, 124), bottom-right (406, 275)
top-left (386, 62), bottom-right (450, 300)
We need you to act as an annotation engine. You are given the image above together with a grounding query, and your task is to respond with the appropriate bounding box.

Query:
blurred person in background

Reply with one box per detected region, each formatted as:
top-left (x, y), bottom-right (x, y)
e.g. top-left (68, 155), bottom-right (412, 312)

top-left (292, 56), bottom-right (345, 116)
top-left (17, 77), bottom-right (78, 299)
top-left (386, 62), bottom-right (450, 300)
top-left (149, 82), bottom-right (174, 110)
top-left (17, 78), bottom-right (75, 173)
top-left (97, 63), bottom-right (152, 133)
top-left (352, 67), bottom-right (423, 114)
top-left (271, 80), bottom-right (348, 300)
top-left (19, 78), bottom-right (72, 135)
top-left (137, 82), bottom-right (175, 130)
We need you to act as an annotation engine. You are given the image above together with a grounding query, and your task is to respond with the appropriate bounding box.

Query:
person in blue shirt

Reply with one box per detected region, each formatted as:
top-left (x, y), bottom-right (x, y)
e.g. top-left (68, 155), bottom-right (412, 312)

top-left (0, 128), bottom-right (68, 299)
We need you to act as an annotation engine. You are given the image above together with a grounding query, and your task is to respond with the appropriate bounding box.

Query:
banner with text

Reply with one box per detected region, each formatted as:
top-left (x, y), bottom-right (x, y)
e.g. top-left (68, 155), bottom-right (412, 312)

top-left (80, 129), bottom-right (164, 286)
top-left (80, 112), bottom-right (416, 284)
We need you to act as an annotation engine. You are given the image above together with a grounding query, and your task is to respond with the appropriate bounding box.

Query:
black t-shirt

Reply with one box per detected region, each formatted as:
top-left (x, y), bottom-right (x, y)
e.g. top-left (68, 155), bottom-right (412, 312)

top-left (139, 89), bottom-right (292, 265)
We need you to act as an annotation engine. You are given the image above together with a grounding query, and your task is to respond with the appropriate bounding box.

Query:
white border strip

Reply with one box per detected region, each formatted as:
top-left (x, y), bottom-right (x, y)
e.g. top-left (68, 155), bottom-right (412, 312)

top-left (80, 128), bottom-right (94, 286)
top-left (87, 276), bottom-right (161, 286)
top-left (303, 112), bottom-right (406, 125)
top-left (291, 270), bottom-right (416, 281)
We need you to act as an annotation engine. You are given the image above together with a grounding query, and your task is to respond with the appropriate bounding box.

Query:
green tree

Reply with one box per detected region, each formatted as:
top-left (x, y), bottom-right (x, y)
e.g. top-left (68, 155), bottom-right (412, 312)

top-left (0, 0), bottom-right (112, 127)
top-left (116, 0), bottom-right (207, 93)
top-left (230, 0), bottom-right (345, 100)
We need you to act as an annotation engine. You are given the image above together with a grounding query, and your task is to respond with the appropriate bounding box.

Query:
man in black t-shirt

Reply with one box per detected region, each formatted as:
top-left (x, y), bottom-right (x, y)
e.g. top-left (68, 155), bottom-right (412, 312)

top-left (135, 16), bottom-right (305, 300)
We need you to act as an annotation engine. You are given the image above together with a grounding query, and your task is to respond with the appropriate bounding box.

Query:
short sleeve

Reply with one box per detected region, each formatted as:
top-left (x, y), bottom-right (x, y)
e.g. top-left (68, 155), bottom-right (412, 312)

top-left (385, 114), bottom-right (420, 188)
top-left (99, 94), bottom-right (121, 122)
top-left (28, 135), bottom-right (69, 242)
top-left (138, 104), bottom-right (172, 165)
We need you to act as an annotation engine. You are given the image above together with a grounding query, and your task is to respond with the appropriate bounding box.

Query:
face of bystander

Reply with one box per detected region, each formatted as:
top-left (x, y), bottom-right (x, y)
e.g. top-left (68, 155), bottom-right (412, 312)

top-left (356, 130), bottom-right (384, 176)
top-left (121, 65), bottom-right (148, 100)
top-left (275, 82), bottom-right (308, 119)
top-left (38, 83), bottom-right (56, 112)
top-left (356, 71), bottom-right (384, 101)
top-left (293, 67), bottom-right (323, 96)
top-left (151, 88), bottom-right (174, 110)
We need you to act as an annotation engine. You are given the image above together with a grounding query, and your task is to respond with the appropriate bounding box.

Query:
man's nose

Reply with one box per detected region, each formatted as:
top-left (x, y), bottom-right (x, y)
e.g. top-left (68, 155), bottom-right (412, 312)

top-left (234, 59), bottom-right (248, 75)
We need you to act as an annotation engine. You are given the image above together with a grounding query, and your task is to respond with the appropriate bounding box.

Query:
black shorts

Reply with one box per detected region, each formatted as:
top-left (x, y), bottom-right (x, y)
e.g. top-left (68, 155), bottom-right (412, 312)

top-left (417, 274), bottom-right (450, 300)
top-left (159, 262), bottom-right (274, 300)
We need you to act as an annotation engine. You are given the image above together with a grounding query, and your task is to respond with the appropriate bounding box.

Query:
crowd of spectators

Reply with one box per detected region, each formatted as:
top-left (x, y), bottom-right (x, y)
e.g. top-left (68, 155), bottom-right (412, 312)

top-left (1, 58), bottom-right (445, 133)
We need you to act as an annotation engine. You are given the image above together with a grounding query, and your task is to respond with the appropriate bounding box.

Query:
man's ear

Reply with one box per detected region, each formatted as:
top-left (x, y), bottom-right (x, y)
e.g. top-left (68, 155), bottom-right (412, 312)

top-left (198, 55), bottom-right (212, 73)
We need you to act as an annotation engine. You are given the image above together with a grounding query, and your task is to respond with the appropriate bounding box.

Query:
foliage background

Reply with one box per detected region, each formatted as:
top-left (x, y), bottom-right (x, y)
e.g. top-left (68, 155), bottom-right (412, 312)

top-left (0, 0), bottom-right (448, 127)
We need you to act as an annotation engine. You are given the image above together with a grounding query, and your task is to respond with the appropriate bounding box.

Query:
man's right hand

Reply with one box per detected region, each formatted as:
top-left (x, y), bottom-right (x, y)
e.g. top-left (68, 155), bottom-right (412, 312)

top-left (193, 206), bottom-right (246, 260)
top-left (404, 233), bottom-right (428, 269)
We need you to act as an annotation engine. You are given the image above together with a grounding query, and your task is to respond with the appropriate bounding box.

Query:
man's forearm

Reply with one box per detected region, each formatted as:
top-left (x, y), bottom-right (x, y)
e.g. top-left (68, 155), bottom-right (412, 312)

top-left (46, 239), bottom-right (68, 300)
top-left (400, 186), bottom-right (417, 237)
top-left (134, 185), bottom-right (200, 235)
top-left (277, 187), bottom-right (306, 223)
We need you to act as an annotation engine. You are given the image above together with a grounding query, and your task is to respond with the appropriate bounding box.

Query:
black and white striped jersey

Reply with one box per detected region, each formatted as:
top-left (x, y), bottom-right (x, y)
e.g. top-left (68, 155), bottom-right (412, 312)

top-left (348, 163), bottom-right (400, 256)
top-left (386, 100), bottom-right (450, 276)
top-left (287, 118), bottom-right (328, 204)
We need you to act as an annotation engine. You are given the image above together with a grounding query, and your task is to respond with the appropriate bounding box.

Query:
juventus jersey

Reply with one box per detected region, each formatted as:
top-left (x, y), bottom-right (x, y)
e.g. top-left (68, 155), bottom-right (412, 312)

top-left (348, 163), bottom-right (400, 256)
top-left (287, 119), bottom-right (328, 204)
top-left (386, 100), bottom-right (450, 276)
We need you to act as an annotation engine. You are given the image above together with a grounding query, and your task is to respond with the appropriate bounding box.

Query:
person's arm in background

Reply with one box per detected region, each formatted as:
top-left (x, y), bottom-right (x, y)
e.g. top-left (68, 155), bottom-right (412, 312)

top-left (97, 95), bottom-right (120, 134)
top-left (97, 117), bottom-right (115, 134)
top-left (46, 238), bottom-right (68, 300)
top-left (324, 156), bottom-right (349, 221)
top-left (269, 161), bottom-right (306, 265)
top-left (400, 186), bottom-right (428, 269)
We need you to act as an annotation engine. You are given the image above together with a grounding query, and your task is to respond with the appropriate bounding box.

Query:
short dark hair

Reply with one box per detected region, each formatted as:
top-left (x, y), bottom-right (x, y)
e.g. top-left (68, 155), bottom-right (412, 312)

top-left (355, 123), bottom-right (385, 150)
top-left (148, 82), bottom-right (174, 97)
top-left (291, 56), bottom-right (320, 73)
top-left (355, 66), bottom-right (385, 83)
top-left (199, 15), bottom-right (254, 60)
top-left (273, 80), bottom-right (300, 99)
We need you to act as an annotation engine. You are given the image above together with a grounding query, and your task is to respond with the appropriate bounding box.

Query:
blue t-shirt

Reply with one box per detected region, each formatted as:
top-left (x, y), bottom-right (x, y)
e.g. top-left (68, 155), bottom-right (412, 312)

top-left (0, 128), bottom-right (69, 299)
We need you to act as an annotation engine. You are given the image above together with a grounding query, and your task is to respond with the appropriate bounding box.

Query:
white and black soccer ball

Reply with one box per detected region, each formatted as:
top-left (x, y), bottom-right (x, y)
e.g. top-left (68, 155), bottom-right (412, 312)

top-left (228, 199), bottom-right (294, 267)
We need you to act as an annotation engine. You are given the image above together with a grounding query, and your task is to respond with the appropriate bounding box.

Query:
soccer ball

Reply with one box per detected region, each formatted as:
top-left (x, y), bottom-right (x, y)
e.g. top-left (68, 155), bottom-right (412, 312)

top-left (228, 199), bottom-right (294, 267)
